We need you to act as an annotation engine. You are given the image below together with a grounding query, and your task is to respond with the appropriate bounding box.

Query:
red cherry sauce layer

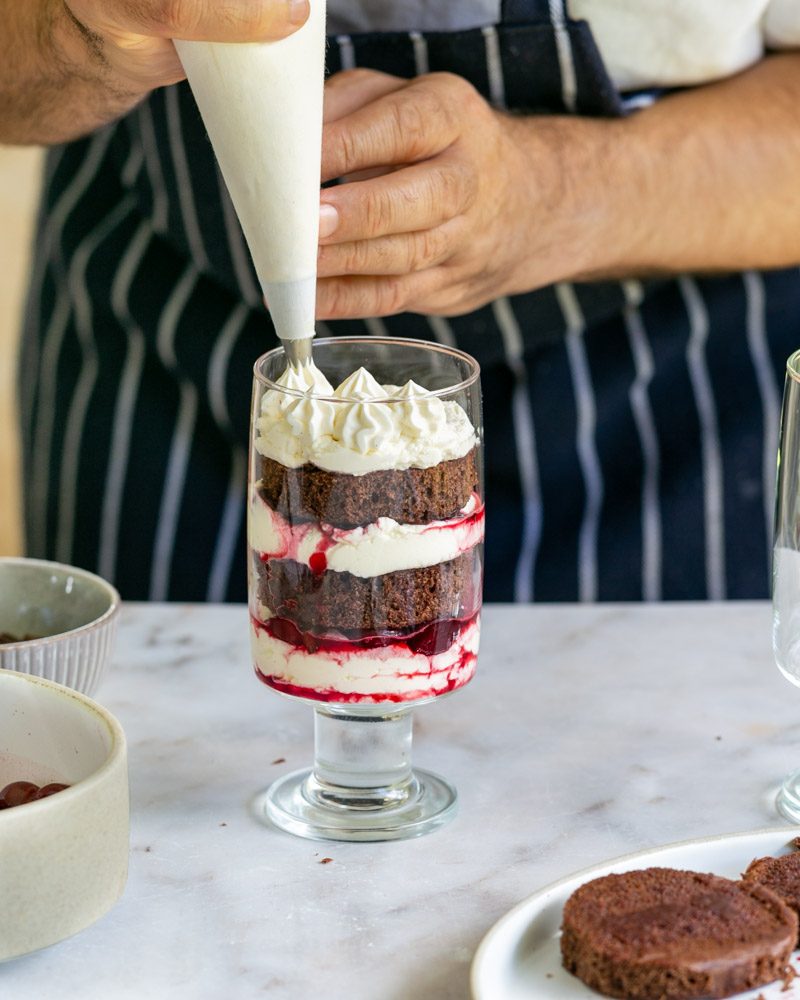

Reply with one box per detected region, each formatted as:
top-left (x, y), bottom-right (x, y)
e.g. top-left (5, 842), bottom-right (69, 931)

top-left (255, 647), bottom-right (477, 704)
top-left (253, 619), bottom-right (479, 704)
top-left (251, 610), bottom-right (479, 658)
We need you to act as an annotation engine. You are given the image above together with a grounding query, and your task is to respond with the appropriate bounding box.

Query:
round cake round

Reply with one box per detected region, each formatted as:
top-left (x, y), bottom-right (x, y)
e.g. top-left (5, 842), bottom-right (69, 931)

top-left (743, 850), bottom-right (800, 944)
top-left (560, 867), bottom-right (797, 1000)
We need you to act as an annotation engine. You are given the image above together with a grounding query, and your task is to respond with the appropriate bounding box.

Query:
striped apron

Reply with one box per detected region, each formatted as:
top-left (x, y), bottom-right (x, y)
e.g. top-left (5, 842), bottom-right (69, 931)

top-left (19, 0), bottom-right (800, 603)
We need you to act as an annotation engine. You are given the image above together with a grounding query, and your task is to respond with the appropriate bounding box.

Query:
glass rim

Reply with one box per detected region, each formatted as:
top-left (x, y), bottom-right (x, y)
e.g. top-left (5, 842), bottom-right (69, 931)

top-left (788, 349), bottom-right (800, 383)
top-left (252, 336), bottom-right (481, 402)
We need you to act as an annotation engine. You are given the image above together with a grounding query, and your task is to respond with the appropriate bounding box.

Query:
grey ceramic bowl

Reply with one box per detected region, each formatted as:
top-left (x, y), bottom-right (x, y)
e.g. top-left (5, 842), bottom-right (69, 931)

top-left (0, 670), bottom-right (129, 962)
top-left (0, 558), bottom-right (120, 696)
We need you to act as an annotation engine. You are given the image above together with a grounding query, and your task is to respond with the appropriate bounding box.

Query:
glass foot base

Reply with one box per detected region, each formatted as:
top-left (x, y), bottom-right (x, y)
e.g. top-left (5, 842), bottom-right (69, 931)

top-left (776, 770), bottom-right (800, 824)
top-left (253, 767), bottom-right (458, 842)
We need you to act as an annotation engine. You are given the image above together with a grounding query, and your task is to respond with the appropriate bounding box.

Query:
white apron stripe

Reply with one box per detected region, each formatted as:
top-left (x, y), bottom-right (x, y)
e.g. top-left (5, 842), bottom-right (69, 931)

top-left (216, 167), bottom-right (262, 309)
top-left (206, 446), bottom-right (247, 603)
top-left (336, 35), bottom-right (356, 71)
top-left (742, 270), bottom-right (781, 554)
top-left (482, 26), bottom-right (506, 109)
top-left (29, 290), bottom-right (74, 550)
top-left (425, 315), bottom-right (457, 348)
top-left (99, 331), bottom-right (146, 582)
top-left (548, 0), bottom-right (578, 112)
top-left (149, 266), bottom-right (200, 601)
top-left (149, 387), bottom-right (199, 599)
top-left (120, 143), bottom-right (144, 188)
top-left (364, 316), bottom-right (390, 338)
top-left (556, 282), bottom-right (602, 603)
top-left (42, 146), bottom-right (66, 189)
top-left (622, 280), bottom-right (662, 601)
top-left (98, 222), bottom-right (152, 581)
top-left (165, 86), bottom-right (210, 271)
top-left (409, 32), bottom-right (430, 76)
top-left (679, 276), bottom-right (726, 599)
top-left (35, 138), bottom-right (107, 268)
top-left (492, 296), bottom-right (542, 601)
top-left (621, 93), bottom-right (658, 112)
top-left (622, 279), bottom-right (644, 309)
top-left (22, 146), bottom-right (65, 306)
top-left (56, 194), bottom-right (139, 564)
top-left (156, 264), bottom-right (198, 367)
top-left (21, 146), bottom-right (67, 444)
top-left (28, 131), bottom-right (113, 549)
top-left (208, 302), bottom-right (249, 433)
top-left (138, 102), bottom-right (169, 232)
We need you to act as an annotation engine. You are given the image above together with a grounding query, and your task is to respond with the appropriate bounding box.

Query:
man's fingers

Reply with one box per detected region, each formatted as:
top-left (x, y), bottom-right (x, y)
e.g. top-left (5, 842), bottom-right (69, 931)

top-left (74, 0), bottom-right (310, 42)
top-left (317, 224), bottom-right (462, 278)
top-left (324, 69), bottom-right (406, 124)
top-left (322, 73), bottom-right (470, 181)
top-left (316, 271), bottom-right (445, 319)
top-left (319, 158), bottom-right (475, 243)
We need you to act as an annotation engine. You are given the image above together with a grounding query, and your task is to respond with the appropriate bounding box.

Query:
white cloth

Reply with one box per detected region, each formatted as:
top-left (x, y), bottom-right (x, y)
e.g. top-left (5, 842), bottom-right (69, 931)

top-left (325, 0), bottom-right (800, 90)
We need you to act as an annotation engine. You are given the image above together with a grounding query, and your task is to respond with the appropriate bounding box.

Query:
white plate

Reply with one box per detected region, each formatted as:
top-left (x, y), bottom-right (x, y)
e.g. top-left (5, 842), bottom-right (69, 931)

top-left (471, 827), bottom-right (800, 1000)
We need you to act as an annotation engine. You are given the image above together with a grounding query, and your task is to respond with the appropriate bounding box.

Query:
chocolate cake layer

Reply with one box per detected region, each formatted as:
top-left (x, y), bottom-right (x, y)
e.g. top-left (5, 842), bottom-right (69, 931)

top-left (254, 551), bottom-right (480, 632)
top-left (561, 867), bottom-right (796, 1000)
top-left (257, 448), bottom-right (478, 528)
top-left (744, 852), bottom-right (800, 944)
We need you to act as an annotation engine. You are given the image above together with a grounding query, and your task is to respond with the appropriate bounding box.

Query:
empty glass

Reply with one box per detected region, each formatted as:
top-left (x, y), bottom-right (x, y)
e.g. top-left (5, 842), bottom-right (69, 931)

top-left (773, 348), bottom-right (800, 821)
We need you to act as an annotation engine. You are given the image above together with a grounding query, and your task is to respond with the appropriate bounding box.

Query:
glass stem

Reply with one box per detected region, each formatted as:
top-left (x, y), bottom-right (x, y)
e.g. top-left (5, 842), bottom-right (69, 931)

top-left (305, 706), bottom-right (418, 811)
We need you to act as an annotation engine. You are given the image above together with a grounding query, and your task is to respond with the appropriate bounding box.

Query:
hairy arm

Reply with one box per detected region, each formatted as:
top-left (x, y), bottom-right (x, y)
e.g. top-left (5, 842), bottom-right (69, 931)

top-left (577, 52), bottom-right (800, 279)
top-left (1, 0), bottom-right (308, 145)
top-left (317, 55), bottom-right (800, 318)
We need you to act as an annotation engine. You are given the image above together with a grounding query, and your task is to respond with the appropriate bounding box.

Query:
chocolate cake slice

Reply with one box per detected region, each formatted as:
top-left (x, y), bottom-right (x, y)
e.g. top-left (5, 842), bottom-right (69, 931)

top-left (560, 867), bottom-right (797, 999)
top-left (254, 551), bottom-right (480, 633)
top-left (257, 448), bottom-right (479, 528)
top-left (743, 851), bottom-right (800, 944)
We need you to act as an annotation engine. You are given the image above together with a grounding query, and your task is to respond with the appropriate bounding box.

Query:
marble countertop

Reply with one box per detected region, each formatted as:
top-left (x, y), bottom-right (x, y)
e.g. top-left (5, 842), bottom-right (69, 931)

top-left (6, 602), bottom-right (798, 999)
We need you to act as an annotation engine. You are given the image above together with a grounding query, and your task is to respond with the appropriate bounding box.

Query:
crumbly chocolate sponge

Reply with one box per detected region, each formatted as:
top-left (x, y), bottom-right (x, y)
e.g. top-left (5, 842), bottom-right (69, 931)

top-left (560, 867), bottom-right (796, 1000)
top-left (255, 551), bottom-right (479, 633)
top-left (743, 851), bottom-right (800, 944)
top-left (257, 448), bottom-right (478, 528)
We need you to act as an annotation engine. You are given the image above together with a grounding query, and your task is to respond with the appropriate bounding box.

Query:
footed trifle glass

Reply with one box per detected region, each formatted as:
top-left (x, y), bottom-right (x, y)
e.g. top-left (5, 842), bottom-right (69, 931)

top-left (247, 337), bottom-right (483, 841)
top-left (773, 348), bottom-right (800, 822)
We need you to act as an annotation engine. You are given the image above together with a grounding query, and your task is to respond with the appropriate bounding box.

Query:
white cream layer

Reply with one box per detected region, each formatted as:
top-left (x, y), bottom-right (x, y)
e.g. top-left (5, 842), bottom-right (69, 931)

top-left (249, 491), bottom-right (484, 578)
top-left (255, 364), bottom-right (477, 475)
top-left (250, 617), bottom-right (480, 701)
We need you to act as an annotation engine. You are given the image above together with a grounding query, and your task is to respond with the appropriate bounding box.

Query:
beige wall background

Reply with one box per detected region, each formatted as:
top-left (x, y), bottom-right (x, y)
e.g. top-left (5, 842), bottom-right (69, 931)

top-left (0, 146), bottom-right (43, 556)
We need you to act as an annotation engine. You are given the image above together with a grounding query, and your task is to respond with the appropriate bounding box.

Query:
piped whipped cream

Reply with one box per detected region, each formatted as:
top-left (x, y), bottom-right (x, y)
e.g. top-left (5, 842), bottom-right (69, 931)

top-left (255, 363), bottom-right (476, 474)
top-left (249, 490), bottom-right (485, 578)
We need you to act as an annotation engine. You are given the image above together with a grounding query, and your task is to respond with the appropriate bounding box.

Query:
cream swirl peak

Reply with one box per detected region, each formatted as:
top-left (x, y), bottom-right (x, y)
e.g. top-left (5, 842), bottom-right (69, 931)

top-left (256, 363), bottom-right (476, 474)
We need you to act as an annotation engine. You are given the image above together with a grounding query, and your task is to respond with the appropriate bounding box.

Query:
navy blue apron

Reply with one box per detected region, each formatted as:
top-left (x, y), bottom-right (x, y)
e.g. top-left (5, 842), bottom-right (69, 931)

top-left (19, 0), bottom-right (800, 603)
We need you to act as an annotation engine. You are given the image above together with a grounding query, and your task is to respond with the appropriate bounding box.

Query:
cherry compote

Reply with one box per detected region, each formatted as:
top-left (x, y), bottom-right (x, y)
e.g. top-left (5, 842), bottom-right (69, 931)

top-left (0, 780), bottom-right (70, 810)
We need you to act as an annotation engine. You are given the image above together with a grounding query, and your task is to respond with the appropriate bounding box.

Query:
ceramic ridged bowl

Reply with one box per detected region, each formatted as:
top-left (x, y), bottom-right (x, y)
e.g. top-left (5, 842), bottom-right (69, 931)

top-left (0, 670), bottom-right (129, 962)
top-left (0, 558), bottom-right (120, 696)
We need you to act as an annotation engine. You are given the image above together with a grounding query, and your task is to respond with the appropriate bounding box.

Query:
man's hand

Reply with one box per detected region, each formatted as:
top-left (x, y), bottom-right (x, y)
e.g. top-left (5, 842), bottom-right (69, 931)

top-left (2, 0), bottom-right (309, 143)
top-left (64, 0), bottom-right (309, 92)
top-left (317, 57), bottom-right (800, 320)
top-left (316, 68), bottom-right (616, 319)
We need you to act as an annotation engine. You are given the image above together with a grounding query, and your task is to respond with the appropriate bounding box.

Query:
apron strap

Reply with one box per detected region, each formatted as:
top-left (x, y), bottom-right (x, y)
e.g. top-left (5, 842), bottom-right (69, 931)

top-left (501, 0), bottom-right (566, 24)
top-left (323, 0), bottom-right (624, 118)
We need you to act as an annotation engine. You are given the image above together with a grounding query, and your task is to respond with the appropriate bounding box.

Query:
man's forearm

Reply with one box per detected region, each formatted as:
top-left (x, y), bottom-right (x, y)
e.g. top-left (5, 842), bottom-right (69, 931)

top-left (2, 2), bottom-right (145, 145)
top-left (1, 0), bottom-right (306, 146)
top-left (510, 52), bottom-right (800, 289)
